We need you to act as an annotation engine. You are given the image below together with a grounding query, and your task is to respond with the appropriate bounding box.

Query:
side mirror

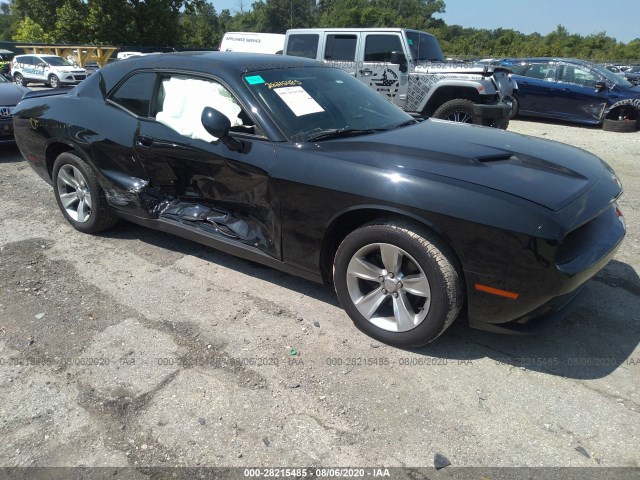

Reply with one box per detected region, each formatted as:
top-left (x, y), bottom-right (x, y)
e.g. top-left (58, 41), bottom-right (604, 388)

top-left (595, 81), bottom-right (607, 92)
top-left (389, 51), bottom-right (408, 73)
top-left (201, 106), bottom-right (243, 152)
top-left (201, 106), bottom-right (230, 139)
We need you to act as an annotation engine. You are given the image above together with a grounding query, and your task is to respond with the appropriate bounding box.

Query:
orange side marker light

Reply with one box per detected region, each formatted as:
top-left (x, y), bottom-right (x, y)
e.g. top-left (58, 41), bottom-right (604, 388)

top-left (474, 283), bottom-right (519, 300)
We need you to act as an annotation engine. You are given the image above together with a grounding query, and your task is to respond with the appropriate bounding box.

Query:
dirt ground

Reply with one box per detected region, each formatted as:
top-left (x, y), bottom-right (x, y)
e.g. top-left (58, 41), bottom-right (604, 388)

top-left (0, 118), bottom-right (639, 478)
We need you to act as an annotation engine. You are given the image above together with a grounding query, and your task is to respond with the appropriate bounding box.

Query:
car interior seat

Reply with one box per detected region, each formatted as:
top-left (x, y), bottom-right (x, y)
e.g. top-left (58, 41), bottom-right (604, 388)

top-left (563, 67), bottom-right (576, 83)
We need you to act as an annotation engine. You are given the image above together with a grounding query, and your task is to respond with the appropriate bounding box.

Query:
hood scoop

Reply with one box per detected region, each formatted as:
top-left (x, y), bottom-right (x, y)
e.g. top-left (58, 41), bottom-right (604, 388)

top-left (476, 154), bottom-right (513, 163)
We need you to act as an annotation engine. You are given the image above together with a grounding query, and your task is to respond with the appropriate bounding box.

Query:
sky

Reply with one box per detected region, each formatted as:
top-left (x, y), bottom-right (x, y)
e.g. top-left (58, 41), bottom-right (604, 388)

top-left (433, 0), bottom-right (639, 43)
top-left (213, 0), bottom-right (639, 44)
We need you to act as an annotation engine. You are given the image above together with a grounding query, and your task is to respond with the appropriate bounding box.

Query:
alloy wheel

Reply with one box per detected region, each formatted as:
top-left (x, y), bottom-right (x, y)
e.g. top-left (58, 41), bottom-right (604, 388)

top-left (56, 164), bottom-right (92, 223)
top-left (345, 242), bottom-right (431, 332)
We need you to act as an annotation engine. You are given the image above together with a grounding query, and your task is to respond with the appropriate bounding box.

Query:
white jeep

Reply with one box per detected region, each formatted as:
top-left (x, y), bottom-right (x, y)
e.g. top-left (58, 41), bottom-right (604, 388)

top-left (284, 28), bottom-right (516, 128)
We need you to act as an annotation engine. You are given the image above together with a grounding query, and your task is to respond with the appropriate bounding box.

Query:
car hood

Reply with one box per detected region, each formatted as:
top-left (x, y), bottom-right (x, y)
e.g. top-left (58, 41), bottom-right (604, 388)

top-left (316, 120), bottom-right (606, 211)
top-left (0, 83), bottom-right (30, 105)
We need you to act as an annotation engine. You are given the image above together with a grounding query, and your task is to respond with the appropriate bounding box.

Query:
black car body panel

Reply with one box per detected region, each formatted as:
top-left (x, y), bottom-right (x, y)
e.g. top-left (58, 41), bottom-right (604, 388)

top-left (12, 52), bottom-right (626, 333)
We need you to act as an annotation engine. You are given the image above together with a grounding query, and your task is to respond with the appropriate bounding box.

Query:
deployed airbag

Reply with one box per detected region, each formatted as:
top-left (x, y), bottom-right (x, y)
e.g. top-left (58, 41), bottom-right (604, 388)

top-left (156, 77), bottom-right (243, 142)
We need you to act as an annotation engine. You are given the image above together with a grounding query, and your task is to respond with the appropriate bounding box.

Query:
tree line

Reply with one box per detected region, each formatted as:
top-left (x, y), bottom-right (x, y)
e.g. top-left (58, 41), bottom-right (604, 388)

top-left (0, 0), bottom-right (638, 62)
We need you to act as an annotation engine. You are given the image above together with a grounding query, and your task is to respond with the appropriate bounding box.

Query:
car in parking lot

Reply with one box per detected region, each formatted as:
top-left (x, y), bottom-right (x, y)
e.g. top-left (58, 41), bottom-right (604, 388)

top-left (11, 54), bottom-right (87, 88)
top-left (497, 57), bottom-right (640, 130)
top-left (12, 52), bottom-right (626, 346)
top-left (0, 73), bottom-right (29, 144)
top-left (623, 65), bottom-right (640, 86)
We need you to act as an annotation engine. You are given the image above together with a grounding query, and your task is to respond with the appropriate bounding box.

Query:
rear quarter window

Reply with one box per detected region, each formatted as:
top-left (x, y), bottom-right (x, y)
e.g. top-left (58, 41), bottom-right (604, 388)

top-left (109, 72), bottom-right (156, 117)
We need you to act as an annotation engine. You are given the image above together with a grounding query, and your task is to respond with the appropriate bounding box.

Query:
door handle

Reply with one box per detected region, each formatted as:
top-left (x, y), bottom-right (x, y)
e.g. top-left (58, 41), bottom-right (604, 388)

top-left (136, 135), bottom-right (154, 147)
top-left (359, 68), bottom-right (373, 76)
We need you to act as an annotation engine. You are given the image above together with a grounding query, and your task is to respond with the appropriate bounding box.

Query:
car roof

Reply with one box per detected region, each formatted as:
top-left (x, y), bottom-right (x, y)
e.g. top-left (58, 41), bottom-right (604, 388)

top-left (76, 51), bottom-right (319, 98)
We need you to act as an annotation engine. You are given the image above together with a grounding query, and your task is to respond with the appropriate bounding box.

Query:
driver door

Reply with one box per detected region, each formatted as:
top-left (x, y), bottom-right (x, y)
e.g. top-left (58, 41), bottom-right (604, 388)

top-left (113, 72), bottom-right (282, 258)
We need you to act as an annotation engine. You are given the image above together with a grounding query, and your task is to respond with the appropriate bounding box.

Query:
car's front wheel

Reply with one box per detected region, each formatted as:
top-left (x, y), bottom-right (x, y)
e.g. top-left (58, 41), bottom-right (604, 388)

top-left (48, 74), bottom-right (60, 88)
top-left (432, 99), bottom-right (476, 124)
top-left (52, 152), bottom-right (119, 233)
top-left (13, 73), bottom-right (25, 86)
top-left (333, 221), bottom-right (463, 347)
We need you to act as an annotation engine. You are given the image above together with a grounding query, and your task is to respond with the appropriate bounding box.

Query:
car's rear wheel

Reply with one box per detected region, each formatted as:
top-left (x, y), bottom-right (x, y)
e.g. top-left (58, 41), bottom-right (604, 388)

top-left (52, 152), bottom-right (119, 233)
top-left (602, 118), bottom-right (637, 132)
top-left (432, 99), bottom-right (476, 124)
top-left (14, 73), bottom-right (25, 86)
top-left (48, 74), bottom-right (60, 88)
top-left (333, 221), bottom-right (463, 347)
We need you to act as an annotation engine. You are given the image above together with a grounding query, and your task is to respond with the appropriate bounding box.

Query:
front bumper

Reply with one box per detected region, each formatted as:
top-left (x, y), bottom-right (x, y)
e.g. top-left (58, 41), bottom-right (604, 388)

top-left (467, 199), bottom-right (625, 331)
top-left (473, 101), bottom-right (511, 120)
top-left (0, 117), bottom-right (14, 144)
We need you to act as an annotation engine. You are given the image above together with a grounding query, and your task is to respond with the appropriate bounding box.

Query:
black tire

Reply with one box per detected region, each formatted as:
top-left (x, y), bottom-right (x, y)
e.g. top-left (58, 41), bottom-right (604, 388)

top-left (13, 73), bottom-right (25, 86)
top-left (52, 152), bottom-right (119, 233)
top-left (508, 94), bottom-right (519, 119)
top-left (602, 118), bottom-right (637, 132)
top-left (432, 99), bottom-right (477, 124)
top-left (48, 74), bottom-right (60, 88)
top-left (333, 221), bottom-right (463, 347)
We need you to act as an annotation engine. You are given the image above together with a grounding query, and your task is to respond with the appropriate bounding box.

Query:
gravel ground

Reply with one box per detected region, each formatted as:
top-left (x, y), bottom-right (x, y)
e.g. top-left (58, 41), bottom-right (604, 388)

top-left (0, 118), bottom-right (639, 479)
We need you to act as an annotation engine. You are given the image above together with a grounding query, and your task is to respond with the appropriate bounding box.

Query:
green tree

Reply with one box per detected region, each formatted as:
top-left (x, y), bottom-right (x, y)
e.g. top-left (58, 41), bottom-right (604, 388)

top-left (0, 0), bottom-right (17, 40)
top-left (13, 0), bottom-right (65, 32)
top-left (53, 0), bottom-right (88, 43)
top-left (13, 15), bottom-right (52, 42)
top-left (180, 0), bottom-right (218, 47)
top-left (86, 0), bottom-right (138, 44)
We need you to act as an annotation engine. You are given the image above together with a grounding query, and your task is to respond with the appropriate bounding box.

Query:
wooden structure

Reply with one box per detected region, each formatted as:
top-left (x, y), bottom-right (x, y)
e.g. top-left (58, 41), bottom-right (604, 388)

top-left (16, 45), bottom-right (118, 67)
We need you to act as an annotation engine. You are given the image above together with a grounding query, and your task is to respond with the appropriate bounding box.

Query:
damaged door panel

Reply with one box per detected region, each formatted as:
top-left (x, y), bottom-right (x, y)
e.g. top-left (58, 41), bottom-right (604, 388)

top-left (133, 119), bottom-right (281, 258)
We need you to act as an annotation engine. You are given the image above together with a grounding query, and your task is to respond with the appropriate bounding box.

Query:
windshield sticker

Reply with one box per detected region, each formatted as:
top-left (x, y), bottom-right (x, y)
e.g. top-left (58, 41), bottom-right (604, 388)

top-left (245, 75), bottom-right (265, 85)
top-left (274, 86), bottom-right (324, 116)
top-left (407, 39), bottom-right (413, 45)
top-left (266, 79), bottom-right (302, 89)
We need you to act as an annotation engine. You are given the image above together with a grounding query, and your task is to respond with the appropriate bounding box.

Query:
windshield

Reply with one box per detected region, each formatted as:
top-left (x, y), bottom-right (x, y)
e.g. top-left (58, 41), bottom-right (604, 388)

top-left (591, 63), bottom-right (633, 87)
top-left (41, 56), bottom-right (72, 67)
top-left (628, 66), bottom-right (640, 74)
top-left (405, 31), bottom-right (444, 62)
top-left (245, 67), bottom-right (412, 142)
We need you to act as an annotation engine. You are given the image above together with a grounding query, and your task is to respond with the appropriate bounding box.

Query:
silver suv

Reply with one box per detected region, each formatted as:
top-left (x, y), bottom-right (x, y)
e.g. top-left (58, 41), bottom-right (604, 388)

top-left (11, 54), bottom-right (87, 88)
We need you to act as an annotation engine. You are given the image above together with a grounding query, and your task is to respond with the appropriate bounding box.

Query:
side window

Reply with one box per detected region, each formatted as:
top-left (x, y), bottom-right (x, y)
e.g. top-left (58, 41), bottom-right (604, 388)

top-left (286, 34), bottom-right (319, 59)
top-left (324, 34), bottom-right (357, 61)
top-left (109, 72), bottom-right (156, 117)
top-left (364, 35), bottom-right (403, 62)
top-left (560, 66), bottom-right (597, 88)
top-left (154, 74), bottom-right (257, 141)
top-left (522, 63), bottom-right (555, 80)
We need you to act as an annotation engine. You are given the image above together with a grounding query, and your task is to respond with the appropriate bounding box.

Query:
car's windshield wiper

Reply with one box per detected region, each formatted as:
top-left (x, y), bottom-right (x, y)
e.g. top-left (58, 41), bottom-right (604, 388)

top-left (306, 128), bottom-right (387, 142)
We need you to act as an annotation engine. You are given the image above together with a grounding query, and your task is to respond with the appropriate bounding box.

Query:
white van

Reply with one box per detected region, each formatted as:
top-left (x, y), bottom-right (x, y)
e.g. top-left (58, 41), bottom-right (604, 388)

top-left (219, 32), bottom-right (285, 55)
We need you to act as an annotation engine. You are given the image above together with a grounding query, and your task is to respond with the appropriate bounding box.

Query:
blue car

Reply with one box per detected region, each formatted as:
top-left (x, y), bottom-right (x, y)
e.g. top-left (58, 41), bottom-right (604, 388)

top-left (497, 58), bottom-right (640, 130)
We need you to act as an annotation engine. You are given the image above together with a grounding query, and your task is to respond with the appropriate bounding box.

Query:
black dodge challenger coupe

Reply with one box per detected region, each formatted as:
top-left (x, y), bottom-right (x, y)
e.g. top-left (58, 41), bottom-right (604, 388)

top-left (13, 52), bottom-right (626, 347)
